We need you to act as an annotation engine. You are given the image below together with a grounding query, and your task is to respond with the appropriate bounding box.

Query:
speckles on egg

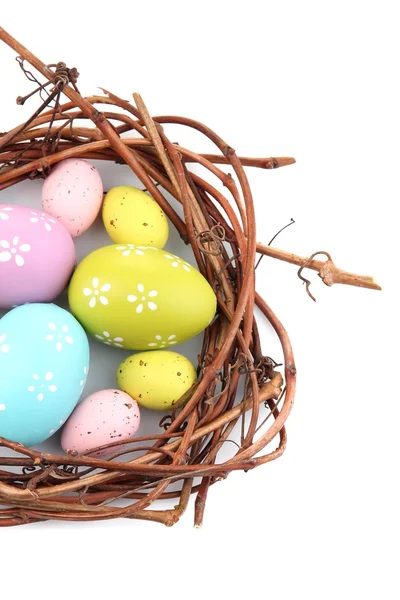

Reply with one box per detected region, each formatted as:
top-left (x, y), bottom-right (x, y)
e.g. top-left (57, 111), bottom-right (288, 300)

top-left (116, 350), bottom-right (197, 411)
top-left (102, 186), bottom-right (169, 247)
top-left (61, 389), bottom-right (140, 457)
top-left (42, 158), bottom-right (103, 238)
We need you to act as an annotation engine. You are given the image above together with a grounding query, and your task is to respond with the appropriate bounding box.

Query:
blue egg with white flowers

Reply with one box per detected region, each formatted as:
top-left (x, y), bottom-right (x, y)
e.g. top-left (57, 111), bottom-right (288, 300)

top-left (0, 303), bottom-right (89, 446)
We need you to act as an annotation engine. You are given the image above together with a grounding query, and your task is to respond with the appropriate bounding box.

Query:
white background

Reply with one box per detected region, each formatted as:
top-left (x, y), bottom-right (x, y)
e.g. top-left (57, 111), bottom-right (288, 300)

top-left (0, 2), bottom-right (398, 599)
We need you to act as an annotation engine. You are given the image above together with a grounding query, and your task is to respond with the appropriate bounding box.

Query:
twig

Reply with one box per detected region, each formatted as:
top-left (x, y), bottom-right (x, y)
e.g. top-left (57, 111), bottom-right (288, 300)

top-left (257, 243), bottom-right (381, 292)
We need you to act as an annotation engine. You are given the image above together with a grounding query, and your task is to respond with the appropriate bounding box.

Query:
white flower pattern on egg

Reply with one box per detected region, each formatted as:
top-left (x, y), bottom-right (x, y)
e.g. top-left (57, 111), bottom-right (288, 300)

top-left (0, 236), bottom-right (31, 267)
top-left (164, 254), bottom-right (191, 272)
top-left (83, 277), bottom-right (111, 308)
top-left (95, 331), bottom-right (124, 348)
top-left (148, 334), bottom-right (178, 348)
top-left (0, 207), bottom-right (12, 221)
top-left (45, 323), bottom-right (74, 351)
top-left (28, 372), bottom-right (57, 402)
top-left (0, 403), bottom-right (6, 411)
top-left (29, 210), bottom-right (56, 231)
top-left (0, 333), bottom-right (10, 353)
top-left (116, 244), bottom-right (145, 257)
top-left (127, 283), bottom-right (158, 313)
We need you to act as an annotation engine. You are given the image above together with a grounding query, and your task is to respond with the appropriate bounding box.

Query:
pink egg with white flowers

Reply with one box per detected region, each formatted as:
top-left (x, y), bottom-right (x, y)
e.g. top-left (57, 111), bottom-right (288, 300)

top-left (42, 158), bottom-right (103, 238)
top-left (61, 389), bottom-right (140, 457)
top-left (0, 204), bottom-right (76, 309)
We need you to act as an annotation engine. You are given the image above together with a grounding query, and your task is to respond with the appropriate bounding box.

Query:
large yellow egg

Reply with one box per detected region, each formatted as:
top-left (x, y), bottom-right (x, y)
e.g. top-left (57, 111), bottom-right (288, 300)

top-left (117, 350), bottom-right (197, 411)
top-left (68, 244), bottom-right (216, 350)
top-left (102, 186), bottom-right (169, 247)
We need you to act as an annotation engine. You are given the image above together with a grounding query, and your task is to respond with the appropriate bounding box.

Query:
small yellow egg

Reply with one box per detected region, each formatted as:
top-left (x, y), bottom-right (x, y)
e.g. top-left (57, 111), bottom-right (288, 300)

top-left (102, 185), bottom-right (169, 247)
top-left (116, 350), bottom-right (197, 411)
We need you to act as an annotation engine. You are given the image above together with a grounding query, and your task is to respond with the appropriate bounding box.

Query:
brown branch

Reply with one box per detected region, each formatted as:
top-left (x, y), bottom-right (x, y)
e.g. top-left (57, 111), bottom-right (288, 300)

top-left (257, 243), bottom-right (381, 292)
top-left (199, 155), bottom-right (295, 169)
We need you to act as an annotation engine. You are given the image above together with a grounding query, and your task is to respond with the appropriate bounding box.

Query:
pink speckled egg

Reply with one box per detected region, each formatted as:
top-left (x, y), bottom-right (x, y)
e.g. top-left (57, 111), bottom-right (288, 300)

top-left (61, 389), bottom-right (140, 457)
top-left (0, 204), bottom-right (76, 309)
top-left (42, 158), bottom-right (103, 238)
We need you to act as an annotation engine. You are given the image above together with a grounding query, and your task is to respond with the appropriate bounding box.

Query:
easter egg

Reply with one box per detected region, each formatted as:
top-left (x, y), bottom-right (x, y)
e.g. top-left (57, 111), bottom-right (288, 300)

top-left (42, 158), bottom-right (103, 238)
top-left (102, 186), bottom-right (169, 247)
top-left (0, 203), bottom-right (76, 309)
top-left (61, 389), bottom-right (140, 457)
top-left (68, 244), bottom-right (216, 350)
top-left (117, 351), bottom-right (196, 411)
top-left (0, 304), bottom-right (89, 446)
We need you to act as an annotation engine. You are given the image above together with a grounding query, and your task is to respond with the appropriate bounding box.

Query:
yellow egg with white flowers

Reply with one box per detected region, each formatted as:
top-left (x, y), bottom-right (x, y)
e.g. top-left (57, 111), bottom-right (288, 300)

top-left (68, 244), bottom-right (217, 351)
top-left (102, 185), bottom-right (169, 247)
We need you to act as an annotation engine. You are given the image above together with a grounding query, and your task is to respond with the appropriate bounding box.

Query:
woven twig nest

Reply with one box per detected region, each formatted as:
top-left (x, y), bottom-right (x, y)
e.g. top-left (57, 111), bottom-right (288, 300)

top-left (0, 29), bottom-right (380, 527)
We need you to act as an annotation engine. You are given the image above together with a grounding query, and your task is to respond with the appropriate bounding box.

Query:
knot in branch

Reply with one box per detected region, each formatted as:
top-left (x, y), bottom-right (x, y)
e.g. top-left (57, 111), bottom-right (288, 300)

top-left (196, 224), bottom-right (226, 255)
top-left (255, 356), bottom-right (281, 384)
top-left (234, 353), bottom-right (254, 375)
top-left (53, 62), bottom-right (79, 88)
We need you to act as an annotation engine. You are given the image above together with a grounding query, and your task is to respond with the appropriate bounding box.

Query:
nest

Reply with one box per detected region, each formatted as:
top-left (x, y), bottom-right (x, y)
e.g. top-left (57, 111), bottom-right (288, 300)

top-left (0, 28), bottom-right (380, 527)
